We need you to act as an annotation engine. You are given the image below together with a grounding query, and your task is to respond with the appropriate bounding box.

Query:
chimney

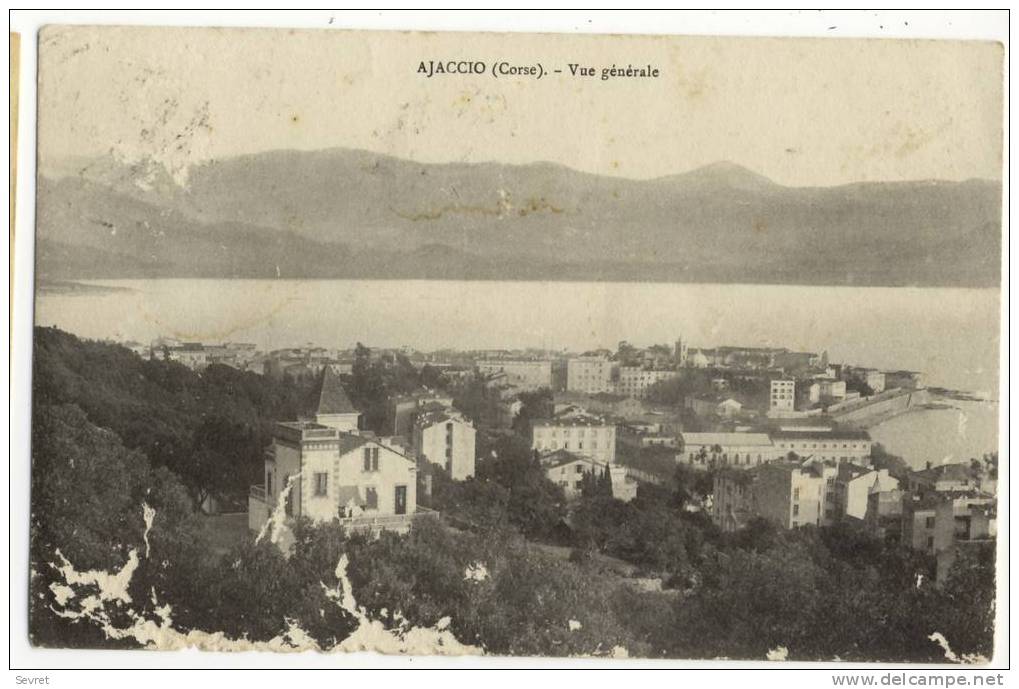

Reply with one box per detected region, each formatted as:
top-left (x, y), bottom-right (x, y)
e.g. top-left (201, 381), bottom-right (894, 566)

top-left (926, 461), bottom-right (932, 470)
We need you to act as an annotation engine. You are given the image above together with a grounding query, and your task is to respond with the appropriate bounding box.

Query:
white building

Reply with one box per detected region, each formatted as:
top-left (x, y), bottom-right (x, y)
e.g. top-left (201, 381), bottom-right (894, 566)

top-left (413, 409), bottom-right (477, 481)
top-left (686, 393), bottom-right (743, 419)
top-left (770, 379), bottom-right (795, 411)
top-left (770, 428), bottom-right (872, 465)
top-left (540, 450), bottom-right (636, 502)
top-left (477, 359), bottom-right (552, 391)
top-left (818, 378), bottom-right (847, 400)
top-left (248, 368), bottom-right (422, 538)
top-left (615, 366), bottom-right (679, 399)
top-left (567, 357), bottom-right (615, 394)
top-left (679, 432), bottom-right (781, 469)
top-left (833, 463), bottom-right (899, 521)
top-left (532, 413), bottom-right (617, 464)
top-left (154, 342), bottom-right (209, 370)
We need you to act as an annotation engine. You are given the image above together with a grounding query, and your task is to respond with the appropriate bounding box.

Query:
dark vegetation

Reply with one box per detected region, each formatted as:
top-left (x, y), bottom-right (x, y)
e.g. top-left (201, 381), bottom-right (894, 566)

top-left (30, 328), bottom-right (996, 660)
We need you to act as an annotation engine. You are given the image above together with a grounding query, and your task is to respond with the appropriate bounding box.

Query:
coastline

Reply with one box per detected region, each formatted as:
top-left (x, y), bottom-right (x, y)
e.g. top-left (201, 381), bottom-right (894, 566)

top-left (36, 279), bottom-right (135, 295)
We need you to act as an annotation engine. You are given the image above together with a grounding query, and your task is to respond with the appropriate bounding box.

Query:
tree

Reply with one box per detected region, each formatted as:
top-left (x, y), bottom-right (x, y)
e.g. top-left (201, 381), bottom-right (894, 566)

top-left (870, 443), bottom-right (911, 480)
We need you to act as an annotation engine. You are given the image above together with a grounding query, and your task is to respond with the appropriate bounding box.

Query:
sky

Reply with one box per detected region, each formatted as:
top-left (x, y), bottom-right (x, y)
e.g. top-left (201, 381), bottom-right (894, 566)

top-left (38, 25), bottom-right (1003, 186)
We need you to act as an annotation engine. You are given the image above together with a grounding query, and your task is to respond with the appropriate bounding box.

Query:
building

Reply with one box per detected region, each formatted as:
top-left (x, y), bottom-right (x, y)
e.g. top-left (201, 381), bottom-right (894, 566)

top-left (800, 381), bottom-right (822, 406)
top-left (712, 461), bottom-right (835, 532)
top-left (773, 351), bottom-right (821, 373)
top-left (154, 342), bottom-right (209, 370)
top-left (907, 462), bottom-right (981, 494)
top-left (413, 409), bottom-right (476, 481)
top-left (477, 359), bottom-right (552, 392)
top-left (884, 370), bottom-right (925, 390)
top-left (120, 340), bottom-right (150, 358)
top-left (674, 337), bottom-right (689, 366)
top-left (615, 366), bottom-right (679, 399)
top-left (388, 391), bottom-right (455, 437)
top-left (308, 367), bottom-right (361, 432)
top-left (817, 378), bottom-right (848, 400)
top-left (496, 397), bottom-right (525, 429)
top-left (618, 422), bottom-right (679, 450)
top-left (769, 427), bottom-right (872, 465)
top-left (531, 413), bottom-right (616, 464)
top-left (688, 350), bottom-right (711, 368)
top-left (553, 392), bottom-right (648, 420)
top-left (679, 432), bottom-right (779, 469)
top-left (540, 450), bottom-right (637, 502)
top-left (567, 357), bottom-right (616, 394)
top-left (685, 393), bottom-right (743, 419)
top-left (248, 368), bottom-right (424, 539)
top-left (864, 487), bottom-right (907, 542)
top-left (753, 461), bottom-right (834, 529)
top-left (902, 491), bottom-right (996, 558)
top-left (713, 462), bottom-right (831, 534)
top-left (770, 379), bottom-right (795, 412)
top-left (831, 463), bottom-right (899, 522)
top-left (712, 469), bottom-right (758, 532)
top-left (850, 368), bottom-right (887, 394)
top-left (608, 465), bottom-right (639, 502)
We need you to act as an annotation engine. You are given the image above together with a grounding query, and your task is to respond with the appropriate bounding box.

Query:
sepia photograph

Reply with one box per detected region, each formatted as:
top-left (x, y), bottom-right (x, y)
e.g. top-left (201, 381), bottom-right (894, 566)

top-left (11, 11), bottom-right (1007, 672)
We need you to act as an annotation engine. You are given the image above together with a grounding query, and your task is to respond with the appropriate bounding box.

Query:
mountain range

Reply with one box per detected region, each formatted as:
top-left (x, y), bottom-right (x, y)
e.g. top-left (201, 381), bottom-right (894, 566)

top-left (35, 148), bottom-right (1002, 287)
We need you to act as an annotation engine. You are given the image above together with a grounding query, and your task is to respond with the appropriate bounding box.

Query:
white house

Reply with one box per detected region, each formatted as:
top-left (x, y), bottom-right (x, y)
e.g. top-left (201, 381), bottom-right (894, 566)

top-left (249, 368), bottom-right (423, 538)
top-left (540, 450), bottom-right (637, 502)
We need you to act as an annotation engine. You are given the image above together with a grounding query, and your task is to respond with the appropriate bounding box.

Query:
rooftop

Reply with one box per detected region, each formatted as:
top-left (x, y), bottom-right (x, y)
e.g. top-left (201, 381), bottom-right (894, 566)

top-left (310, 366), bottom-right (359, 416)
top-left (911, 462), bottom-right (974, 483)
top-left (539, 449), bottom-right (604, 471)
top-left (771, 428), bottom-right (871, 441)
top-left (681, 432), bottom-right (773, 446)
top-left (533, 414), bottom-right (613, 427)
top-left (415, 408), bottom-right (473, 429)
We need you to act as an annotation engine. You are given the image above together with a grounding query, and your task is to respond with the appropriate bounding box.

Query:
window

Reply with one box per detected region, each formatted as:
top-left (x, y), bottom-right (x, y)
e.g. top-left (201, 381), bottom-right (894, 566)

top-left (363, 446), bottom-right (380, 472)
top-left (575, 465), bottom-right (584, 474)
top-left (793, 504), bottom-right (800, 516)
top-left (793, 487), bottom-right (800, 500)
top-left (364, 486), bottom-right (378, 510)
top-left (266, 471), bottom-right (273, 495)
top-left (925, 516), bottom-right (936, 529)
top-left (314, 472), bottom-right (328, 497)
top-left (926, 536), bottom-right (934, 550)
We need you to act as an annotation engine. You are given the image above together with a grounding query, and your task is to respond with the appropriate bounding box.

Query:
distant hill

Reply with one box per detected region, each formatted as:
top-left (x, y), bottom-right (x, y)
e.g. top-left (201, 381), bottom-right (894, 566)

top-left (35, 148), bottom-right (1002, 287)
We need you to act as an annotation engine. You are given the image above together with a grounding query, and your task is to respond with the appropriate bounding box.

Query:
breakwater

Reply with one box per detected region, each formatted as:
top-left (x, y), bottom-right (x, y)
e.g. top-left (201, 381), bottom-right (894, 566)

top-left (830, 388), bottom-right (930, 428)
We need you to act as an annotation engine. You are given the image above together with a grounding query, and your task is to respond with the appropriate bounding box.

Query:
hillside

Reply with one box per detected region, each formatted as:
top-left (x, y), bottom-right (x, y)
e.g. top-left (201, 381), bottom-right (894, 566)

top-left (35, 149), bottom-right (1002, 287)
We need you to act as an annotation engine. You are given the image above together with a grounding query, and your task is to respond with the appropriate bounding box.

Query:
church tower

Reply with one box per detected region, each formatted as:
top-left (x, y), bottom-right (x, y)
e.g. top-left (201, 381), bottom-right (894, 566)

top-left (674, 337), bottom-right (689, 366)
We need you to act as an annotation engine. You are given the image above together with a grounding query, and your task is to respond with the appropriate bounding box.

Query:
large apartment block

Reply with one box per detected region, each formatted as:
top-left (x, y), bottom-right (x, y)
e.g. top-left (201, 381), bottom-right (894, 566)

top-left (615, 366), bottom-right (679, 399)
top-left (477, 359), bottom-right (552, 391)
top-left (770, 379), bottom-right (795, 411)
top-left (566, 357), bottom-right (616, 394)
top-left (531, 414), bottom-right (617, 465)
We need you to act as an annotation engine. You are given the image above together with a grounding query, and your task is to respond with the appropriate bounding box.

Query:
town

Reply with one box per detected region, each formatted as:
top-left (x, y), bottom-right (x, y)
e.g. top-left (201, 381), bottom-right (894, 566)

top-left (121, 333), bottom-right (996, 587)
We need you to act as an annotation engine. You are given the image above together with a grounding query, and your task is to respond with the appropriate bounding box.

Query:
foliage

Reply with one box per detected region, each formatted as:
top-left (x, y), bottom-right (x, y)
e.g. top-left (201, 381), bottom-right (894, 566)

top-left (571, 490), bottom-right (692, 576)
top-left (32, 326), bottom-right (311, 505)
top-left (344, 518), bottom-right (649, 657)
top-left (510, 388), bottom-right (553, 435)
top-left (29, 328), bottom-right (998, 661)
top-left (870, 442), bottom-right (911, 481)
